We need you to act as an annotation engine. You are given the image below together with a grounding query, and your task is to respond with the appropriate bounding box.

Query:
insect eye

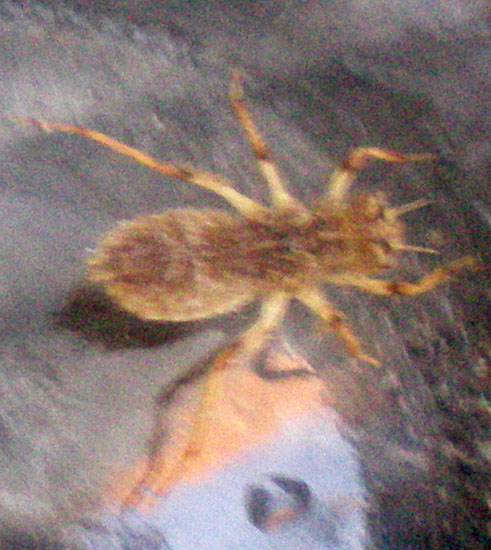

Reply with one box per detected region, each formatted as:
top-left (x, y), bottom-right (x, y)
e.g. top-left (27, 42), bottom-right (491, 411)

top-left (378, 239), bottom-right (394, 254)
top-left (362, 195), bottom-right (386, 221)
top-left (370, 239), bottom-right (395, 267)
top-left (374, 205), bottom-right (385, 220)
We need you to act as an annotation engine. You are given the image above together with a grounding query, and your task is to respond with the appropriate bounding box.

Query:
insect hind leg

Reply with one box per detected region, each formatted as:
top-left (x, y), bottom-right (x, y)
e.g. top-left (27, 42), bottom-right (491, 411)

top-left (123, 292), bottom-right (289, 507)
top-left (14, 116), bottom-right (270, 222)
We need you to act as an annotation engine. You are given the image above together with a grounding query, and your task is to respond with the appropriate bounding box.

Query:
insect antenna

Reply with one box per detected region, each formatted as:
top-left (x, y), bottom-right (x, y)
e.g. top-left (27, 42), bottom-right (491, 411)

top-left (398, 244), bottom-right (440, 254)
top-left (386, 198), bottom-right (432, 219)
top-left (387, 199), bottom-right (439, 254)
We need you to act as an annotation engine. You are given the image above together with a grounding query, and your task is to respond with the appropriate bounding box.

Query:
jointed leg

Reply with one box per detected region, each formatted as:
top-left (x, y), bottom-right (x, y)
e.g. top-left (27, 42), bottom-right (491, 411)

top-left (125, 292), bottom-right (289, 507)
top-left (170, 291), bottom-right (289, 455)
top-left (324, 146), bottom-right (435, 203)
top-left (326, 256), bottom-right (476, 296)
top-left (295, 287), bottom-right (380, 367)
top-left (14, 116), bottom-right (270, 222)
top-left (229, 73), bottom-right (308, 216)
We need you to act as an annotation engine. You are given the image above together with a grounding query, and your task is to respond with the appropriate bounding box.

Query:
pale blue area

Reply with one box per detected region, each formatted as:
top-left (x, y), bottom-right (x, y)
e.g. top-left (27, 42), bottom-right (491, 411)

top-left (69, 409), bottom-right (367, 549)
top-left (149, 410), bottom-right (366, 550)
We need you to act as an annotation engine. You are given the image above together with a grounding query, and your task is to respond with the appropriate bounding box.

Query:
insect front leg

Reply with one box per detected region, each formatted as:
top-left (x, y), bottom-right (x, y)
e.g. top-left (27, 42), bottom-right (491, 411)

top-left (326, 256), bottom-right (476, 296)
top-left (324, 146), bottom-right (435, 203)
top-left (295, 287), bottom-right (380, 367)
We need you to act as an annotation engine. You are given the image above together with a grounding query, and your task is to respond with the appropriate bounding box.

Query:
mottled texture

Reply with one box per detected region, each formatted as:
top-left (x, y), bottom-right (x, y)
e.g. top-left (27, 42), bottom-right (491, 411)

top-left (88, 209), bottom-right (257, 320)
top-left (0, 1), bottom-right (488, 549)
top-left (87, 192), bottom-right (409, 322)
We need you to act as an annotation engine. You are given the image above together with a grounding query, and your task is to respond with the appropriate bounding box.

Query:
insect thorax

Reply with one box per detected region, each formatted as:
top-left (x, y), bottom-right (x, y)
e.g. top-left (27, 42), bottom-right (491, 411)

top-left (87, 192), bottom-right (406, 304)
top-left (203, 192), bottom-right (406, 290)
top-left (312, 192), bottom-right (406, 276)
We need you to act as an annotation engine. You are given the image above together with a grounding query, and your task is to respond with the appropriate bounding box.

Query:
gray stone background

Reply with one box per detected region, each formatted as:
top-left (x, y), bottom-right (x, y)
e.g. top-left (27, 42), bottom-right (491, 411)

top-left (0, 1), bottom-right (489, 549)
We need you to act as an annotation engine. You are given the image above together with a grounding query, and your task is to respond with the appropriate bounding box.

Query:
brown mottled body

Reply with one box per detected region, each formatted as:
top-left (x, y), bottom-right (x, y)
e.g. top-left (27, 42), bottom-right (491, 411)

top-left (17, 73), bottom-right (476, 505)
top-left (88, 193), bottom-right (406, 323)
top-left (89, 209), bottom-right (257, 320)
top-left (17, 73), bottom-right (475, 366)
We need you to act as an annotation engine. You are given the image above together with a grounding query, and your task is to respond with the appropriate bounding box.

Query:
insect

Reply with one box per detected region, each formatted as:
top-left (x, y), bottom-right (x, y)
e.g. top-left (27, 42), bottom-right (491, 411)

top-left (18, 73), bottom-right (475, 367)
top-left (17, 73), bottom-right (475, 500)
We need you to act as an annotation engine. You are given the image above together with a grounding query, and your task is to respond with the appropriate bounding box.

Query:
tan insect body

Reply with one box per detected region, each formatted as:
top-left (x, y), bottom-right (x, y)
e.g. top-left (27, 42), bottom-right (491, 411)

top-left (17, 74), bottom-right (475, 369)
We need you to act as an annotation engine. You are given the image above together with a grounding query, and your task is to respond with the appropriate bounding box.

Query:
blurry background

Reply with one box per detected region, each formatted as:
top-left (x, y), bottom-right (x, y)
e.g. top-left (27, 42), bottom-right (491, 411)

top-left (0, 1), bottom-right (488, 549)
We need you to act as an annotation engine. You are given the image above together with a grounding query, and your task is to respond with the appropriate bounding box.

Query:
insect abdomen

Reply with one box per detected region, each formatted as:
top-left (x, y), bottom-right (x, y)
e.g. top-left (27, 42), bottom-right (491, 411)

top-left (87, 208), bottom-right (257, 321)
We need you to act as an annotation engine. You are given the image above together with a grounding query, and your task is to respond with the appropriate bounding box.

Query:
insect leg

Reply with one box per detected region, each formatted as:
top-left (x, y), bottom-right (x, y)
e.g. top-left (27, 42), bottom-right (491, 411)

top-left (14, 116), bottom-right (270, 221)
top-left (229, 73), bottom-right (308, 216)
top-left (125, 292), bottom-right (289, 506)
top-left (324, 147), bottom-right (435, 203)
top-left (175, 291), bottom-right (289, 454)
top-left (295, 287), bottom-right (380, 367)
top-left (325, 256), bottom-right (476, 296)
